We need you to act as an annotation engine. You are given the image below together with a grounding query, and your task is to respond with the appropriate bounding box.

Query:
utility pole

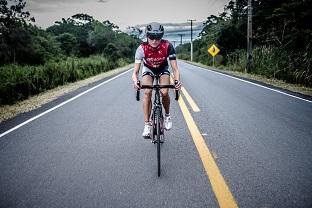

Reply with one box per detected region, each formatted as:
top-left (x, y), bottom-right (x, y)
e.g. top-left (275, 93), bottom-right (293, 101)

top-left (246, 0), bottom-right (253, 73)
top-left (178, 34), bottom-right (183, 45)
top-left (187, 19), bottom-right (196, 62)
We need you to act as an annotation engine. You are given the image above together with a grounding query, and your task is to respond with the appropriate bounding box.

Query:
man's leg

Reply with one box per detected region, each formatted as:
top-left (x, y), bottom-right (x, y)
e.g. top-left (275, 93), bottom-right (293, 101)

top-left (160, 74), bottom-right (172, 130)
top-left (160, 74), bottom-right (170, 114)
top-left (142, 75), bottom-right (154, 123)
top-left (142, 74), bottom-right (154, 138)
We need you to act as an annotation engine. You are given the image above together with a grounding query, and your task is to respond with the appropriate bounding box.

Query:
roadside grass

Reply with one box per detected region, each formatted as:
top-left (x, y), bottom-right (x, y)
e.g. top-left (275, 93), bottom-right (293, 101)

top-left (0, 63), bottom-right (133, 123)
top-left (183, 60), bottom-right (312, 97)
top-left (0, 56), bottom-right (130, 105)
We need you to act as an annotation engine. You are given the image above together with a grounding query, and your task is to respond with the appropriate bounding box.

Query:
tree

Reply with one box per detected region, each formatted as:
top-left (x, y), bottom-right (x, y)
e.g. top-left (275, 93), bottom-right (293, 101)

top-left (56, 33), bottom-right (77, 56)
top-left (103, 43), bottom-right (121, 62)
top-left (0, 0), bottom-right (35, 28)
top-left (87, 21), bottom-right (115, 53)
top-left (8, 27), bottom-right (32, 63)
top-left (47, 14), bottom-right (96, 57)
top-left (177, 0), bottom-right (312, 86)
top-left (29, 34), bottom-right (62, 64)
top-left (103, 20), bottom-right (119, 31)
top-left (0, 0), bottom-right (35, 64)
top-left (71, 13), bottom-right (94, 26)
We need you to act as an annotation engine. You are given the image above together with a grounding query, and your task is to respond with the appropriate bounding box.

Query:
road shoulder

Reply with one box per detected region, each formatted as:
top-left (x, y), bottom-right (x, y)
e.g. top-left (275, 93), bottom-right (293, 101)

top-left (182, 60), bottom-right (312, 98)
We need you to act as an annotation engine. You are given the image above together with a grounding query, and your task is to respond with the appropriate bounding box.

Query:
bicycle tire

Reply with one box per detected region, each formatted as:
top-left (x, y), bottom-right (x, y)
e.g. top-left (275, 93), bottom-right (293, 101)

top-left (151, 112), bottom-right (155, 141)
top-left (156, 109), bottom-right (161, 177)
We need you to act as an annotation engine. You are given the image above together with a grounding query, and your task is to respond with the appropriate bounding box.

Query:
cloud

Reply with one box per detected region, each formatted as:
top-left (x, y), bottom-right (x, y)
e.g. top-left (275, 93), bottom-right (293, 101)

top-left (25, 0), bottom-right (229, 30)
top-left (132, 22), bottom-right (204, 33)
top-left (26, 3), bottom-right (60, 12)
top-left (28, 0), bottom-right (89, 3)
top-left (26, 0), bottom-right (109, 13)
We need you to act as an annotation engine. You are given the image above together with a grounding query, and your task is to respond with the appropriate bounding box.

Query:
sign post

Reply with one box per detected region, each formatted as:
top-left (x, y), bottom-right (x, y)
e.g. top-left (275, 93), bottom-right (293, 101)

top-left (208, 44), bottom-right (220, 67)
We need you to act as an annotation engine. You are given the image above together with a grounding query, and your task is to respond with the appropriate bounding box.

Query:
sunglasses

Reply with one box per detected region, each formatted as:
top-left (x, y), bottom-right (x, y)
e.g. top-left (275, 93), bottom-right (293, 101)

top-left (147, 34), bottom-right (162, 40)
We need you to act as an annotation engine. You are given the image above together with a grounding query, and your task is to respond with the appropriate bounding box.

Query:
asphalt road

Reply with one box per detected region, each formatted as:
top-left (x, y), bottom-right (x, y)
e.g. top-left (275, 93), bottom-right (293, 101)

top-left (1, 61), bottom-right (312, 208)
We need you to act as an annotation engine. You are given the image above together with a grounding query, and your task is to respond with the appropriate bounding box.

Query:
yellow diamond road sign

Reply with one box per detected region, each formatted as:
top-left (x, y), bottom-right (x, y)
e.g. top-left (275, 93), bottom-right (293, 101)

top-left (208, 44), bottom-right (220, 57)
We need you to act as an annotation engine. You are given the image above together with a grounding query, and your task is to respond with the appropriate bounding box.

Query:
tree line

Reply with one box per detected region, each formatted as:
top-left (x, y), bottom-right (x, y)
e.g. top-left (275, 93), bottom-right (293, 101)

top-left (0, 1), bottom-right (139, 65)
top-left (176, 0), bottom-right (311, 87)
top-left (0, 0), bottom-right (141, 105)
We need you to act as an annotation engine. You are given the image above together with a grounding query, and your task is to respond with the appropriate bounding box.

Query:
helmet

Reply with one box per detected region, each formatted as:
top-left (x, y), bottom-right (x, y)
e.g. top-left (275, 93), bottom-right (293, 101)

top-left (145, 22), bottom-right (164, 40)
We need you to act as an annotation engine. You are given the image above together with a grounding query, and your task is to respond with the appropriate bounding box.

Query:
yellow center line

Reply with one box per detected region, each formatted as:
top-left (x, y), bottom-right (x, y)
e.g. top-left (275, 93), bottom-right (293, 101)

top-left (178, 95), bottom-right (238, 208)
top-left (169, 76), bottom-right (200, 112)
top-left (181, 87), bottom-right (200, 112)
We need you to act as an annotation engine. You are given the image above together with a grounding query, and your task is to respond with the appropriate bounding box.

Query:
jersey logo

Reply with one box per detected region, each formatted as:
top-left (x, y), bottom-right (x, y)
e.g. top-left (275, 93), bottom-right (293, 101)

top-left (142, 40), bottom-right (170, 69)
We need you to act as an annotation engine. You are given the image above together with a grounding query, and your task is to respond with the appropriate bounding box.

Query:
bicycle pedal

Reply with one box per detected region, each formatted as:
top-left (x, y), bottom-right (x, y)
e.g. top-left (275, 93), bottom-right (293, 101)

top-left (151, 140), bottom-right (164, 144)
top-left (143, 135), bottom-right (151, 140)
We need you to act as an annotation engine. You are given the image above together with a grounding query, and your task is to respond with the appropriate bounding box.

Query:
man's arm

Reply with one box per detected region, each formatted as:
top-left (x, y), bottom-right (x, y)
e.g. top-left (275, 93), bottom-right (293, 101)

top-left (169, 59), bottom-right (181, 89)
top-left (132, 45), bottom-right (144, 89)
top-left (132, 63), bottom-right (141, 89)
top-left (167, 42), bottom-right (181, 89)
top-left (170, 59), bottom-right (179, 81)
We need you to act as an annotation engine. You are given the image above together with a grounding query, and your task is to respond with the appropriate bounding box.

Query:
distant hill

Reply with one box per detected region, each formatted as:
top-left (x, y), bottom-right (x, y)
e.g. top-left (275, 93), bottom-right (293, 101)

top-left (125, 22), bottom-right (204, 47)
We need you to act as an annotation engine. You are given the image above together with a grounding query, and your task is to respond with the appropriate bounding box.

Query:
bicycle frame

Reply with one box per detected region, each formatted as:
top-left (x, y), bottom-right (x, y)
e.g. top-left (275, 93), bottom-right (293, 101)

top-left (152, 76), bottom-right (164, 139)
top-left (136, 77), bottom-right (179, 176)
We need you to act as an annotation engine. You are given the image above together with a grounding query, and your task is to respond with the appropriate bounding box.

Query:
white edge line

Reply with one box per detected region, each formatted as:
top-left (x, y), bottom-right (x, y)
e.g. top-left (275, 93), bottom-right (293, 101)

top-left (0, 69), bottom-right (132, 138)
top-left (185, 62), bottom-right (312, 104)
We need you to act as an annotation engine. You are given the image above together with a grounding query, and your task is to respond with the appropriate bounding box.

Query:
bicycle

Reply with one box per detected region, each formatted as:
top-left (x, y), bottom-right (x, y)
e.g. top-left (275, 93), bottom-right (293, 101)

top-left (136, 76), bottom-right (179, 177)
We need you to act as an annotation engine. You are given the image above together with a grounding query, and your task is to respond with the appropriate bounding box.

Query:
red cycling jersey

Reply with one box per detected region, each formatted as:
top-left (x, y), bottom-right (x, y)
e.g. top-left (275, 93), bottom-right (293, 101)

top-left (141, 40), bottom-right (171, 69)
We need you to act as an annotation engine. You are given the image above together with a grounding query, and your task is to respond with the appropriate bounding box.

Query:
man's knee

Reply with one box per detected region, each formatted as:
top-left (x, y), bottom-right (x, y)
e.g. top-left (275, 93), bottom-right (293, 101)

top-left (144, 90), bottom-right (153, 98)
top-left (161, 90), bottom-right (169, 98)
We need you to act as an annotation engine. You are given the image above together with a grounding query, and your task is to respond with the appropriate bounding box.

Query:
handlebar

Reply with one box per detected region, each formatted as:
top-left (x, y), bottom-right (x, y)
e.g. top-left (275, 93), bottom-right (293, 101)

top-left (140, 84), bottom-right (175, 89)
top-left (136, 81), bottom-right (180, 101)
top-left (136, 81), bottom-right (140, 101)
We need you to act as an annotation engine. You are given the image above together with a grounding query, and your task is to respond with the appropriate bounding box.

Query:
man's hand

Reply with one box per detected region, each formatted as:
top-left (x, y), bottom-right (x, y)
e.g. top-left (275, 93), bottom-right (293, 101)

top-left (133, 80), bottom-right (141, 90)
top-left (174, 80), bottom-right (181, 90)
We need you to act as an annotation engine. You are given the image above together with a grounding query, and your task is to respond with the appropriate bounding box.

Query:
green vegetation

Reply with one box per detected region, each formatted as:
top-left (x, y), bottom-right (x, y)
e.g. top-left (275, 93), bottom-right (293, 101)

top-left (0, 0), bottom-right (141, 105)
top-left (0, 56), bottom-right (128, 104)
top-left (176, 0), bottom-right (311, 87)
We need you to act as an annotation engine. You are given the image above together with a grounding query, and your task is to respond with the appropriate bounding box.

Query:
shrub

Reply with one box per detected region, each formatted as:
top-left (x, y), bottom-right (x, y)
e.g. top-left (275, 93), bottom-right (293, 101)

top-left (0, 56), bottom-right (131, 105)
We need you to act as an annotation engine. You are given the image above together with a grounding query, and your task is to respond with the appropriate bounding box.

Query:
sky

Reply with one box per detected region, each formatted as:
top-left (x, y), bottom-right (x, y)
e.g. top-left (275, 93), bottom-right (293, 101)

top-left (25, 0), bottom-right (231, 30)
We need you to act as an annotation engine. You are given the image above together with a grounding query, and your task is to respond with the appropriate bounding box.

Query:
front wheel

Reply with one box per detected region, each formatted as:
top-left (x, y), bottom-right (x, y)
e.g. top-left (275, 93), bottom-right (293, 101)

top-left (156, 109), bottom-right (161, 177)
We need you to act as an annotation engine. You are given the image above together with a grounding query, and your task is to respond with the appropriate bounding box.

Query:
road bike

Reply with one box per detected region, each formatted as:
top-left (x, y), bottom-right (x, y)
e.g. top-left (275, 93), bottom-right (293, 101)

top-left (136, 76), bottom-right (179, 177)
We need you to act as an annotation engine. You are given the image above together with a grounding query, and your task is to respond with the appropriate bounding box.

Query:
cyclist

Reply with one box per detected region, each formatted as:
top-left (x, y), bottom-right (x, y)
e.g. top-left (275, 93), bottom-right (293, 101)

top-left (132, 22), bottom-right (181, 139)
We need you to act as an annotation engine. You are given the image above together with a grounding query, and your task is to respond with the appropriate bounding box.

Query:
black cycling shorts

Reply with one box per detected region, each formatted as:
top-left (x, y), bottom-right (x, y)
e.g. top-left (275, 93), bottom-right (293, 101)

top-left (142, 65), bottom-right (170, 78)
